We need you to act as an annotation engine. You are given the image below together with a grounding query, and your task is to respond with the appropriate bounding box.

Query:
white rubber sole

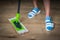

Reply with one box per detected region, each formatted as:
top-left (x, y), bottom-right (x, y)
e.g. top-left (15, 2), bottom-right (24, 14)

top-left (28, 10), bottom-right (41, 19)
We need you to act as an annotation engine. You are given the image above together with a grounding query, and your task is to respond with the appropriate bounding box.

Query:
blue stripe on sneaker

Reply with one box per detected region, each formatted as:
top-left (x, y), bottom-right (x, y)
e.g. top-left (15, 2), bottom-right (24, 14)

top-left (45, 16), bottom-right (51, 23)
top-left (33, 8), bottom-right (40, 12)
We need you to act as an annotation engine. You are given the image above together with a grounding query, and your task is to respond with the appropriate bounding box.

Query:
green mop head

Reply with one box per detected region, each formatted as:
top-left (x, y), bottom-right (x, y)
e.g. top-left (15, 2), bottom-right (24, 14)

top-left (8, 16), bottom-right (28, 34)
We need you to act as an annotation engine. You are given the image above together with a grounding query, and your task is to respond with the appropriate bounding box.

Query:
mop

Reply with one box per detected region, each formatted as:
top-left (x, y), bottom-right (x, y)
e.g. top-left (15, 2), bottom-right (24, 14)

top-left (8, 0), bottom-right (28, 34)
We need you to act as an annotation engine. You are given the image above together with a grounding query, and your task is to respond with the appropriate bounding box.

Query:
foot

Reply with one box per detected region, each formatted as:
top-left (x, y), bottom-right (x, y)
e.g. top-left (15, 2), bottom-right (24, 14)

top-left (28, 8), bottom-right (41, 19)
top-left (45, 16), bottom-right (54, 31)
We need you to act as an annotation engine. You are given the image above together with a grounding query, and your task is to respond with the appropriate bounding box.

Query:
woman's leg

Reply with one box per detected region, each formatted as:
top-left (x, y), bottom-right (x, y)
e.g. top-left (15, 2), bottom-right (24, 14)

top-left (43, 0), bottom-right (50, 17)
top-left (28, 0), bottom-right (40, 19)
top-left (33, 0), bottom-right (38, 8)
top-left (43, 0), bottom-right (54, 31)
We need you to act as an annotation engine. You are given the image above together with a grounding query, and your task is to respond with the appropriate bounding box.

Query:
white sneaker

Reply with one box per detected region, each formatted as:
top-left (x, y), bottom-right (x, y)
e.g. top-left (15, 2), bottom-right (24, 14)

top-left (28, 8), bottom-right (41, 19)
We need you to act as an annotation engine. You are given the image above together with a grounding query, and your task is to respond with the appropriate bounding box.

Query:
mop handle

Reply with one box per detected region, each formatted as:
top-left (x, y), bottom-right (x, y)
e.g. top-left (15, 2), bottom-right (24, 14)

top-left (17, 0), bottom-right (21, 13)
